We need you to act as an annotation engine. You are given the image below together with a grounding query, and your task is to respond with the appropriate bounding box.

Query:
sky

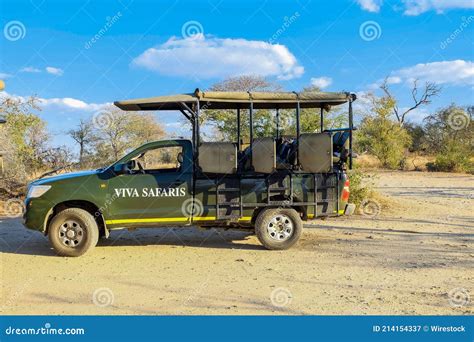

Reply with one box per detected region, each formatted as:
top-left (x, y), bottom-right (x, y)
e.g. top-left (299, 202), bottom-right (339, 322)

top-left (0, 0), bottom-right (473, 152)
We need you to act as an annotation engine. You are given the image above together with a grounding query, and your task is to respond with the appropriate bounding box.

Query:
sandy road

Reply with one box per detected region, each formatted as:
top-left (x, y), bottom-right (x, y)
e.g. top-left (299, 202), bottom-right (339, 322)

top-left (0, 171), bottom-right (473, 315)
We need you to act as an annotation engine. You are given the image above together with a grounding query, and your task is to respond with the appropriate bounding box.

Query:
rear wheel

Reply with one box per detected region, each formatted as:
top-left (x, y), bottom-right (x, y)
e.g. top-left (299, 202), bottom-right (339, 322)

top-left (48, 208), bottom-right (99, 257)
top-left (255, 208), bottom-right (302, 250)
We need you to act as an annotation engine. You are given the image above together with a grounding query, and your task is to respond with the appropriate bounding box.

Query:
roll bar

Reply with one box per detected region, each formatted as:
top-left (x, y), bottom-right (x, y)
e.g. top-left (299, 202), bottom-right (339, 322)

top-left (131, 91), bottom-right (356, 171)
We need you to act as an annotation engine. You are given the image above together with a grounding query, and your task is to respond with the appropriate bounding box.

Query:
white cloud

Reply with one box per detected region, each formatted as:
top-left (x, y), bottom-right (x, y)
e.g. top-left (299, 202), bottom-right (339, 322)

top-left (402, 0), bottom-right (474, 15)
top-left (393, 60), bottom-right (474, 86)
top-left (0, 91), bottom-right (109, 112)
top-left (20, 66), bottom-right (41, 73)
top-left (357, 0), bottom-right (383, 12)
top-left (357, 0), bottom-right (473, 15)
top-left (133, 34), bottom-right (304, 80)
top-left (40, 97), bottom-right (108, 111)
top-left (310, 76), bottom-right (333, 89)
top-left (45, 66), bottom-right (64, 76)
top-left (0, 72), bottom-right (12, 79)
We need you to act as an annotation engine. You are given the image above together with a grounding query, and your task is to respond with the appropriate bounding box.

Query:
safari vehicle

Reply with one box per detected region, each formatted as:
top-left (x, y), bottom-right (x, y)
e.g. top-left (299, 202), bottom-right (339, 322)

top-left (23, 89), bottom-right (356, 256)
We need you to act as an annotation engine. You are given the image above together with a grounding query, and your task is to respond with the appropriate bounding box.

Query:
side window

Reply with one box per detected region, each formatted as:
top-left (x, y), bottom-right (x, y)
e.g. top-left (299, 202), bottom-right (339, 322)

top-left (138, 146), bottom-right (183, 172)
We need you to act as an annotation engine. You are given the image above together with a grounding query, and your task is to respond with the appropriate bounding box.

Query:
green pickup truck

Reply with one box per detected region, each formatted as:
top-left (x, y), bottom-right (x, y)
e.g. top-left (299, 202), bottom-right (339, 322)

top-left (23, 89), bottom-right (356, 256)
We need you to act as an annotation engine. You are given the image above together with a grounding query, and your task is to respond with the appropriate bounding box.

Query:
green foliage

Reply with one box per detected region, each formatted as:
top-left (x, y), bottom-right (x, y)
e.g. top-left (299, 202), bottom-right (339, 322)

top-left (424, 105), bottom-right (473, 173)
top-left (201, 75), bottom-right (282, 141)
top-left (86, 108), bottom-right (166, 166)
top-left (347, 168), bottom-right (374, 207)
top-left (201, 77), bottom-right (348, 141)
top-left (404, 122), bottom-right (426, 153)
top-left (356, 96), bottom-right (411, 169)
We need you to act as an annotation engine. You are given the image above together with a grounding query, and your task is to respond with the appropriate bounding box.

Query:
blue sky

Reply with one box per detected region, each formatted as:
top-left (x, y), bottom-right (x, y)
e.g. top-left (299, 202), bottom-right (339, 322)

top-left (1, 0), bottom-right (473, 150)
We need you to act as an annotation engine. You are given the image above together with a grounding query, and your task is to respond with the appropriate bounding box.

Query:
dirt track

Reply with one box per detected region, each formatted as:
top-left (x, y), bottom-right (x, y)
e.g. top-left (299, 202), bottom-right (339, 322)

top-left (1, 171), bottom-right (473, 315)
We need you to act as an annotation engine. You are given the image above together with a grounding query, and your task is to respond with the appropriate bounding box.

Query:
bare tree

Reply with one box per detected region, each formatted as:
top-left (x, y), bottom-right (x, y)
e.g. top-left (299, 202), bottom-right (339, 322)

top-left (210, 75), bottom-right (282, 92)
top-left (68, 119), bottom-right (94, 165)
top-left (380, 78), bottom-right (441, 126)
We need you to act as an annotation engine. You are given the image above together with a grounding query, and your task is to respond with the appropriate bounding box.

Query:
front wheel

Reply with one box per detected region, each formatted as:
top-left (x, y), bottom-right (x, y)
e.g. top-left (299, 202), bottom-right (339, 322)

top-left (48, 208), bottom-right (99, 257)
top-left (255, 208), bottom-right (302, 250)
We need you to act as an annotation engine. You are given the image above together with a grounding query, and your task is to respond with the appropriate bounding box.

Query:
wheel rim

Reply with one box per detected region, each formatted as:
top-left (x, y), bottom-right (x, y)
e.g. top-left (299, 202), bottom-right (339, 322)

top-left (58, 220), bottom-right (85, 248)
top-left (266, 214), bottom-right (294, 241)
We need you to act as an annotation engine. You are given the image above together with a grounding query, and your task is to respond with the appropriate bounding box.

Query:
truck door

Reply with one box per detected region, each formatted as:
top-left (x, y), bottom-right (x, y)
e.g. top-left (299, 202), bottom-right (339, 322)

top-left (105, 141), bottom-right (193, 226)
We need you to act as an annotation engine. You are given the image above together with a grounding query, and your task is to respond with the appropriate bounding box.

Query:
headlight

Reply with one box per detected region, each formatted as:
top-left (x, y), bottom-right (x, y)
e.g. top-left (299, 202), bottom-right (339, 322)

top-left (27, 185), bottom-right (51, 198)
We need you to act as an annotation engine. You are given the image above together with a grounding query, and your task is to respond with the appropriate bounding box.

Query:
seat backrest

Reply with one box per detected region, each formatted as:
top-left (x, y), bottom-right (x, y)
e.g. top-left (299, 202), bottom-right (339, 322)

top-left (199, 142), bottom-right (237, 174)
top-left (252, 137), bottom-right (276, 174)
top-left (298, 133), bottom-right (333, 173)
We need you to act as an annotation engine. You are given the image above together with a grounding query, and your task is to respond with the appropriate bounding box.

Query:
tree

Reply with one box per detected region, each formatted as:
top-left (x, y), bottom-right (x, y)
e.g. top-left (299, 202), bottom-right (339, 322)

top-left (0, 95), bottom-right (49, 193)
top-left (380, 78), bottom-right (441, 127)
top-left (92, 107), bottom-right (166, 164)
top-left (68, 118), bottom-right (94, 166)
top-left (423, 104), bottom-right (473, 172)
top-left (201, 75), bottom-right (282, 141)
top-left (356, 95), bottom-right (412, 169)
top-left (300, 85), bottom-right (347, 133)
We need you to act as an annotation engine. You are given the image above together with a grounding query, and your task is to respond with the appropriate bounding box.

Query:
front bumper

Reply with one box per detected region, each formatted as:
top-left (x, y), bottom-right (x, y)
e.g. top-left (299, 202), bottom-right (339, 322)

top-left (23, 198), bottom-right (52, 232)
top-left (344, 203), bottom-right (356, 216)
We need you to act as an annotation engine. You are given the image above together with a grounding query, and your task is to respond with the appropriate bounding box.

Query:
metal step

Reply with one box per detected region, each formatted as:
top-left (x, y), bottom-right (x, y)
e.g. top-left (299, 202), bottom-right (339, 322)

top-left (219, 201), bottom-right (240, 206)
top-left (217, 187), bottom-right (240, 192)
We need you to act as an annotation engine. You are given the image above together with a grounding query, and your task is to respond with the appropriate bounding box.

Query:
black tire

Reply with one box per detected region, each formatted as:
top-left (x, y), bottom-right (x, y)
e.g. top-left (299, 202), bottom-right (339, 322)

top-left (255, 208), bottom-right (302, 250)
top-left (48, 208), bottom-right (99, 257)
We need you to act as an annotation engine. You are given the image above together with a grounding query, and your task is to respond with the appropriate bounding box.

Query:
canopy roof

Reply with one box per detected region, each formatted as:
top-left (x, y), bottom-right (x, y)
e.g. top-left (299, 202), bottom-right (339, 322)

top-left (114, 89), bottom-right (354, 111)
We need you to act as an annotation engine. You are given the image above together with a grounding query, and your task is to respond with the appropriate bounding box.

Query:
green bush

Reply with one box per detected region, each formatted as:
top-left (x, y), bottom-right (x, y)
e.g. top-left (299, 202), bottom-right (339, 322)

top-left (424, 105), bottom-right (473, 173)
top-left (356, 97), bottom-right (412, 170)
top-left (347, 169), bottom-right (374, 207)
top-left (427, 141), bottom-right (473, 173)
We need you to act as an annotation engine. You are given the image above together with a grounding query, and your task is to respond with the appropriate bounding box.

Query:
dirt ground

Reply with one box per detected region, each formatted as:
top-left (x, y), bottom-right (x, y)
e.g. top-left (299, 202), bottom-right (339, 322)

top-left (0, 171), bottom-right (472, 315)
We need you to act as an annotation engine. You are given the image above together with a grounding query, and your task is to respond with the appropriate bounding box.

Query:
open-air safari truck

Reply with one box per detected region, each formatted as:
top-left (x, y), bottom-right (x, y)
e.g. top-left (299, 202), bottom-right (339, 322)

top-left (23, 89), bottom-right (357, 256)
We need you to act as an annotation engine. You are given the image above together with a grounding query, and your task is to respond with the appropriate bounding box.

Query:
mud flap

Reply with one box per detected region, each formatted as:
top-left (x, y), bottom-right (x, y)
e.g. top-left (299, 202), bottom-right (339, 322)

top-left (344, 203), bottom-right (356, 216)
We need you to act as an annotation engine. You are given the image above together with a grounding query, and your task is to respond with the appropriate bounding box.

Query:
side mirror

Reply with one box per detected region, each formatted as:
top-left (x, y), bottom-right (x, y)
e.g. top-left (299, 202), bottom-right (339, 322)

top-left (177, 152), bottom-right (184, 164)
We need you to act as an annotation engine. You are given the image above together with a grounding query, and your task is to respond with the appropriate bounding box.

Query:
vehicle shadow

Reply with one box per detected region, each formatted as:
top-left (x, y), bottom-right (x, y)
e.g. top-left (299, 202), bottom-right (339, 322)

top-left (98, 227), bottom-right (263, 251)
top-left (0, 218), bottom-right (263, 256)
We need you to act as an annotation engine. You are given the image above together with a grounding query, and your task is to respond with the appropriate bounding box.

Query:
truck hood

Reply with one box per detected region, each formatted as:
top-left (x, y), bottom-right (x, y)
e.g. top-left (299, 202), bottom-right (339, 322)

top-left (31, 169), bottom-right (101, 185)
